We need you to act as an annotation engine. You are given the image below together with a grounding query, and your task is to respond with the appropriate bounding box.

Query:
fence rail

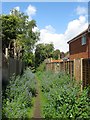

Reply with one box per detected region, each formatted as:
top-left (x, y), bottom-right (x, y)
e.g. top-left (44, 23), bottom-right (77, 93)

top-left (46, 58), bottom-right (90, 88)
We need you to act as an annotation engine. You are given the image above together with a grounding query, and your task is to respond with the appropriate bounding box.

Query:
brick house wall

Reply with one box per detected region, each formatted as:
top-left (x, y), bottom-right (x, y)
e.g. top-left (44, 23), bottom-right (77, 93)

top-left (68, 30), bottom-right (90, 60)
top-left (88, 36), bottom-right (90, 58)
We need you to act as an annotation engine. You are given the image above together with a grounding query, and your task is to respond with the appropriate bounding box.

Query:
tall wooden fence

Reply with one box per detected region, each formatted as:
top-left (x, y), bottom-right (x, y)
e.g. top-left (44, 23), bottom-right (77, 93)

top-left (82, 58), bottom-right (90, 87)
top-left (2, 54), bottom-right (25, 85)
top-left (46, 58), bottom-right (90, 87)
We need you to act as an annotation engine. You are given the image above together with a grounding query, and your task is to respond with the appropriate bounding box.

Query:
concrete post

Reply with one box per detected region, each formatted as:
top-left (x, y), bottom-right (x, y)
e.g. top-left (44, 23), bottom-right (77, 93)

top-left (5, 48), bottom-right (8, 59)
top-left (74, 59), bottom-right (76, 79)
top-left (81, 58), bottom-right (83, 91)
top-left (14, 41), bottom-right (17, 59)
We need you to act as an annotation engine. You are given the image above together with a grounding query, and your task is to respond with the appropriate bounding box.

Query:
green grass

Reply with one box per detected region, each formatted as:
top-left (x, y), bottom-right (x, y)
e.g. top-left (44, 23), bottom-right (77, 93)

top-left (36, 71), bottom-right (49, 118)
top-left (27, 97), bottom-right (36, 118)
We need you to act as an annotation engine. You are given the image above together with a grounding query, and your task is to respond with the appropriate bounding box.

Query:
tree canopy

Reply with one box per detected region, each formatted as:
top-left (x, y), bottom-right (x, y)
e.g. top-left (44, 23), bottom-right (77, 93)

top-left (2, 15), bottom-right (19, 48)
top-left (53, 49), bottom-right (60, 60)
top-left (2, 9), bottom-right (40, 66)
top-left (35, 43), bottom-right (54, 68)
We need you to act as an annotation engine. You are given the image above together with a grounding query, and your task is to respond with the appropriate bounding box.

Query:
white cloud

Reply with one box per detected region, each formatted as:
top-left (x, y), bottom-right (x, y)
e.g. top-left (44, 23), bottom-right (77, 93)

top-left (76, 6), bottom-right (87, 15)
top-left (65, 16), bottom-right (88, 41)
top-left (32, 26), bottom-right (39, 33)
top-left (38, 15), bottom-right (88, 52)
top-left (10, 5), bottom-right (87, 52)
top-left (26, 5), bottom-right (36, 21)
top-left (39, 28), bottom-right (67, 52)
top-left (44, 25), bottom-right (56, 33)
top-left (14, 6), bottom-right (20, 11)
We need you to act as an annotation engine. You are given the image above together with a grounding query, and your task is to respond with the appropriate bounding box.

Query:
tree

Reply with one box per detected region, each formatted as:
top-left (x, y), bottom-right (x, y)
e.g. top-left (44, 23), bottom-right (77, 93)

top-left (53, 49), bottom-right (60, 60)
top-left (2, 9), bottom-right (40, 66)
top-left (45, 43), bottom-right (54, 58)
top-left (35, 43), bottom-right (54, 68)
top-left (20, 19), bottom-right (40, 66)
top-left (2, 15), bottom-right (19, 50)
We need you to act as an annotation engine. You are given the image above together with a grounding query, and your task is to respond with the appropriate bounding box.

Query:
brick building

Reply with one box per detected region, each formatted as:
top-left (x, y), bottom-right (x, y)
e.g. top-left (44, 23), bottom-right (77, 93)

top-left (67, 29), bottom-right (90, 60)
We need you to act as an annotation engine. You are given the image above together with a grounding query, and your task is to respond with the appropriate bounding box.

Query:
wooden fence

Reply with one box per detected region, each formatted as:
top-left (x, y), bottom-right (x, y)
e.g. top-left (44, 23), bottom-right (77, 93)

top-left (46, 60), bottom-right (74, 79)
top-left (82, 58), bottom-right (90, 87)
top-left (2, 54), bottom-right (25, 85)
top-left (46, 58), bottom-right (90, 87)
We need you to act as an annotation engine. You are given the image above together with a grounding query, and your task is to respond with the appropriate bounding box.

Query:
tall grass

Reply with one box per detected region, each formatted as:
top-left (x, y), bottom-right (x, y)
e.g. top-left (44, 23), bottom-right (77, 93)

top-left (37, 71), bottom-right (90, 119)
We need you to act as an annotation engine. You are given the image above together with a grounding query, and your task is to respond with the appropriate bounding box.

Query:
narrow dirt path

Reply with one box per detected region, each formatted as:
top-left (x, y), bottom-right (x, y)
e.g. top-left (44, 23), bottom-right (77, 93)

top-left (32, 77), bottom-right (41, 119)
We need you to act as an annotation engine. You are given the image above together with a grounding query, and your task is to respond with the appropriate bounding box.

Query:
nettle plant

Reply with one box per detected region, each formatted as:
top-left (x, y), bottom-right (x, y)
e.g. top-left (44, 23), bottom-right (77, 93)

top-left (38, 71), bottom-right (90, 119)
top-left (2, 68), bottom-right (37, 118)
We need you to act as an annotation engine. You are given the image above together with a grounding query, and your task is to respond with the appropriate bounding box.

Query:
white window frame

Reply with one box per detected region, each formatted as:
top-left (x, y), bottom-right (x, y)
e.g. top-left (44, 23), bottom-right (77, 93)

top-left (82, 35), bottom-right (86, 45)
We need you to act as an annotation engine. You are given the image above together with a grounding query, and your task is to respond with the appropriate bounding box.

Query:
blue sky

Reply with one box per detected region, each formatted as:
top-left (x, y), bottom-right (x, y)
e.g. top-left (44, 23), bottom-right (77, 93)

top-left (2, 2), bottom-right (88, 33)
top-left (2, 2), bottom-right (88, 52)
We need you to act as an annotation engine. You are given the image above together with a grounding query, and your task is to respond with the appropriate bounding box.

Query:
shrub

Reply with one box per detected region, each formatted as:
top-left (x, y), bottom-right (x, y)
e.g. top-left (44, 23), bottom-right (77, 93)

top-left (37, 71), bottom-right (90, 119)
top-left (2, 68), bottom-right (37, 118)
top-left (36, 62), bottom-right (46, 72)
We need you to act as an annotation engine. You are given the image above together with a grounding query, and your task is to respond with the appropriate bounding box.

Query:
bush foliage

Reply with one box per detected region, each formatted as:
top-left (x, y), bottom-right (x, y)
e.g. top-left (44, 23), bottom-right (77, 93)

top-left (2, 68), bottom-right (37, 118)
top-left (37, 71), bottom-right (90, 119)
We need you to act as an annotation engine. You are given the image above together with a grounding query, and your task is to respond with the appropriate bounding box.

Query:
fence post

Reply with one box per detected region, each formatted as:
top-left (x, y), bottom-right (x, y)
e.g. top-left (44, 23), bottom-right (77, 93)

top-left (81, 58), bottom-right (83, 91)
top-left (5, 48), bottom-right (8, 59)
top-left (74, 59), bottom-right (75, 78)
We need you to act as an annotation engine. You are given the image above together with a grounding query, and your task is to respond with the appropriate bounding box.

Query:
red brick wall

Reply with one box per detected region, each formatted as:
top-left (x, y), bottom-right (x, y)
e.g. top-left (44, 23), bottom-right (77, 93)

top-left (70, 52), bottom-right (88, 60)
top-left (88, 36), bottom-right (90, 58)
top-left (69, 34), bottom-right (89, 60)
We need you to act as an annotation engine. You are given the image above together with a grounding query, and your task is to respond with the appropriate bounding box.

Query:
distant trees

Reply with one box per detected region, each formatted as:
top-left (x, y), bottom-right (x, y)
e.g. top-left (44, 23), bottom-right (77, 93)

top-left (53, 49), bottom-right (60, 60)
top-left (35, 43), bottom-right (54, 68)
top-left (35, 42), bottom-right (69, 69)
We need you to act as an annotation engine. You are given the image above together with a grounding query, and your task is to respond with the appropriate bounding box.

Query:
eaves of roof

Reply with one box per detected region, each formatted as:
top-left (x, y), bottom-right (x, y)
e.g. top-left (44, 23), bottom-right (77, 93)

top-left (67, 29), bottom-right (88, 44)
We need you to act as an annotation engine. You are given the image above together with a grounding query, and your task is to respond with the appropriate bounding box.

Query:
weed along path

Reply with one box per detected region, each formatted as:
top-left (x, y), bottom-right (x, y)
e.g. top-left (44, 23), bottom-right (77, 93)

top-left (32, 76), bottom-right (41, 118)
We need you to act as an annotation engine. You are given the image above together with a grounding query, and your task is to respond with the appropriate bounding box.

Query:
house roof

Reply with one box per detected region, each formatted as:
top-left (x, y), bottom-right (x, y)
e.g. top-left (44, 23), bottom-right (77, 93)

top-left (51, 59), bottom-right (63, 63)
top-left (67, 29), bottom-right (88, 44)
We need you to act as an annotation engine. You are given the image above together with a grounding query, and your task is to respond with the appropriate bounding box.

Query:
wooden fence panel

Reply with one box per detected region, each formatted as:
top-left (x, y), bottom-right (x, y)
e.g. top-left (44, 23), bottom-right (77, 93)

top-left (60, 62), bottom-right (65, 72)
top-left (45, 58), bottom-right (90, 88)
top-left (64, 61), bottom-right (74, 79)
top-left (69, 61), bottom-right (74, 79)
top-left (82, 58), bottom-right (90, 87)
top-left (2, 55), bottom-right (25, 84)
top-left (74, 59), bottom-right (81, 82)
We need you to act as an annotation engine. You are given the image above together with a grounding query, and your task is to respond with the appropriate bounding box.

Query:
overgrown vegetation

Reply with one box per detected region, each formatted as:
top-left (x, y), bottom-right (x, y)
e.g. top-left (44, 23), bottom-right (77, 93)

top-left (36, 62), bottom-right (46, 72)
top-left (2, 68), bottom-right (37, 118)
top-left (2, 8), bottom-right (90, 119)
top-left (37, 71), bottom-right (90, 119)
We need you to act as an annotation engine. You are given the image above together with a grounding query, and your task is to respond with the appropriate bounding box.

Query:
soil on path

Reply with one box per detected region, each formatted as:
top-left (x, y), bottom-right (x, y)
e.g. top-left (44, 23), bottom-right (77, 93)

top-left (32, 77), bottom-right (41, 119)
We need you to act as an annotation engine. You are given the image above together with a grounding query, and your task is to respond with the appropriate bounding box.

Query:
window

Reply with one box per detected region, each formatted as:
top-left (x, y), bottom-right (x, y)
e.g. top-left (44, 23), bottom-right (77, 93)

top-left (82, 35), bottom-right (86, 45)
